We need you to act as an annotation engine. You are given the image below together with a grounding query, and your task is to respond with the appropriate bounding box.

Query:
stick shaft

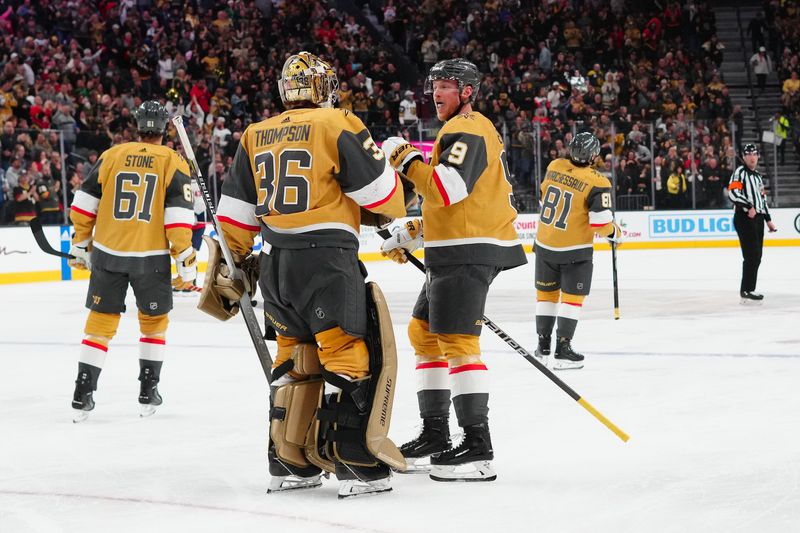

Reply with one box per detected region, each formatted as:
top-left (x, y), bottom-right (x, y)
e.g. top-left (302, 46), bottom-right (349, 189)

top-left (172, 116), bottom-right (273, 383)
top-left (611, 240), bottom-right (620, 320)
top-left (390, 243), bottom-right (629, 442)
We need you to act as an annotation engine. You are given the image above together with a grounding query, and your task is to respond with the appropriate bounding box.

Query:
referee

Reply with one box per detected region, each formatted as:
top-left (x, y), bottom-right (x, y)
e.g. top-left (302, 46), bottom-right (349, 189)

top-left (727, 144), bottom-right (777, 302)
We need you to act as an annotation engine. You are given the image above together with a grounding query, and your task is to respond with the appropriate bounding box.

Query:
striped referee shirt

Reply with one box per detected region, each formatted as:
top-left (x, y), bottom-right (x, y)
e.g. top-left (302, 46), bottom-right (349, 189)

top-left (728, 165), bottom-right (771, 221)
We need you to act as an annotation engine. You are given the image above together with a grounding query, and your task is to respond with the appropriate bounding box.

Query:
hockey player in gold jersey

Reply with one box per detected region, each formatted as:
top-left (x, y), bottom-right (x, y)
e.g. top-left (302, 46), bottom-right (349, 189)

top-left (534, 132), bottom-right (620, 370)
top-left (69, 101), bottom-right (196, 422)
top-left (380, 59), bottom-right (527, 481)
top-left (206, 52), bottom-right (407, 498)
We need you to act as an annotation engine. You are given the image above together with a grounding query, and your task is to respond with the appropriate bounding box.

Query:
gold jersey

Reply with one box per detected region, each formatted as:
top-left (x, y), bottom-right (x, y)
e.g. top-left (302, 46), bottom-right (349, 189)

top-left (403, 112), bottom-right (526, 268)
top-left (535, 158), bottom-right (615, 262)
top-left (70, 142), bottom-right (194, 273)
top-left (217, 107), bottom-right (405, 255)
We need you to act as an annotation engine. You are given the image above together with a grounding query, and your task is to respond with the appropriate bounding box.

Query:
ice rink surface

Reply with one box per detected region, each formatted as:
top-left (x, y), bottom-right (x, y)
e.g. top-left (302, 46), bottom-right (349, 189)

top-left (1, 246), bottom-right (799, 533)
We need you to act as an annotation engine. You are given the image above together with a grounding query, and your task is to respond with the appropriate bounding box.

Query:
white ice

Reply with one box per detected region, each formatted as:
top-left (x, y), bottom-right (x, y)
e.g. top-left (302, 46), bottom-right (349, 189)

top-left (1, 247), bottom-right (799, 533)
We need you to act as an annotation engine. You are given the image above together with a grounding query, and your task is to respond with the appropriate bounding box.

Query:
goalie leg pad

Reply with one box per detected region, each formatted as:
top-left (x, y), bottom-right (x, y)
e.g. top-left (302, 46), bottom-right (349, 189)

top-left (270, 378), bottom-right (325, 469)
top-left (269, 342), bottom-right (329, 471)
top-left (313, 282), bottom-right (405, 472)
top-left (197, 236), bottom-right (238, 321)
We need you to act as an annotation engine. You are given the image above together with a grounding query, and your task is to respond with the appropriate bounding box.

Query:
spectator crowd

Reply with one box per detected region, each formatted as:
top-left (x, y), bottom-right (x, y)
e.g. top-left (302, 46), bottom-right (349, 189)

top-left (0, 0), bottom-right (797, 225)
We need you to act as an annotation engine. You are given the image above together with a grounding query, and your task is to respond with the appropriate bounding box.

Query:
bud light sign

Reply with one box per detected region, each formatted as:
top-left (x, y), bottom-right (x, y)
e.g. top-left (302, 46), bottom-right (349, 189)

top-left (649, 213), bottom-right (735, 238)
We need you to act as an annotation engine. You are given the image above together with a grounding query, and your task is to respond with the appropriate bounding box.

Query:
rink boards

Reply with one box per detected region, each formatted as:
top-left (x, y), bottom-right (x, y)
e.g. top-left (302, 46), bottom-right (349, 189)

top-left (1, 208), bottom-right (799, 284)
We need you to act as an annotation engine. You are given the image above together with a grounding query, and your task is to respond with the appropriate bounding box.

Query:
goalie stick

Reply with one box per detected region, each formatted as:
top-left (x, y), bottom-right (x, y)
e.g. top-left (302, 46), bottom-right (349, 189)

top-left (611, 239), bottom-right (620, 320)
top-left (378, 229), bottom-right (629, 443)
top-left (172, 116), bottom-right (273, 384)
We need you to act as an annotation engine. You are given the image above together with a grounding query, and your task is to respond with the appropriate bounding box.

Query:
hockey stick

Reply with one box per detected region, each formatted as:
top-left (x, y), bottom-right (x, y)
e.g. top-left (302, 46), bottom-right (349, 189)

top-left (378, 230), bottom-right (629, 442)
top-left (172, 116), bottom-right (273, 384)
top-left (611, 240), bottom-right (620, 320)
top-left (29, 218), bottom-right (74, 259)
top-left (31, 219), bottom-right (205, 295)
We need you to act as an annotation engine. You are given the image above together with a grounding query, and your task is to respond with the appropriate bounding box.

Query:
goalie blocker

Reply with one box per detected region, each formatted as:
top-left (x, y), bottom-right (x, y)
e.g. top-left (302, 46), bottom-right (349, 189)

top-left (268, 282), bottom-right (405, 497)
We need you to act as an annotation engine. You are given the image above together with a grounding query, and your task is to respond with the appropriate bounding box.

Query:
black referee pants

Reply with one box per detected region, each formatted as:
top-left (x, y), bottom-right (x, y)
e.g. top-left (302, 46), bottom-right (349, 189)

top-left (733, 209), bottom-right (765, 293)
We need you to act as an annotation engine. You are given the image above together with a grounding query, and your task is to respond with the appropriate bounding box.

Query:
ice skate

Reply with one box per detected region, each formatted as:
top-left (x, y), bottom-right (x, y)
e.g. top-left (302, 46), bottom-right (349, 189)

top-left (71, 366), bottom-right (96, 423)
top-left (534, 334), bottom-right (551, 366)
top-left (430, 423), bottom-right (496, 482)
top-left (268, 473), bottom-right (324, 493)
top-left (267, 447), bottom-right (324, 493)
top-left (553, 337), bottom-right (584, 370)
top-left (740, 291), bottom-right (764, 305)
top-left (138, 364), bottom-right (162, 417)
top-left (398, 416), bottom-right (451, 473)
top-left (336, 463), bottom-right (392, 499)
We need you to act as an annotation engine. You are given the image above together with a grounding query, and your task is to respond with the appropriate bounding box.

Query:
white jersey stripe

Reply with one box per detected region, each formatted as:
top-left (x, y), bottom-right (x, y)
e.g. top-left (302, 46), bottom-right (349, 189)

top-left (433, 163), bottom-right (469, 205)
top-left (217, 195), bottom-right (259, 229)
top-left (93, 241), bottom-right (169, 257)
top-left (344, 161), bottom-right (397, 207)
top-left (535, 240), bottom-right (594, 252)
top-left (71, 190), bottom-right (100, 215)
top-left (589, 209), bottom-right (613, 226)
top-left (264, 221), bottom-right (359, 238)
top-left (164, 206), bottom-right (195, 227)
top-left (426, 236), bottom-right (522, 248)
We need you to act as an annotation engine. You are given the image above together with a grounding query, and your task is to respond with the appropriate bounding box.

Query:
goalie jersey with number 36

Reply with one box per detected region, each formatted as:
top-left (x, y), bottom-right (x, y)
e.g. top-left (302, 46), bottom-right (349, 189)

top-left (535, 158), bottom-right (614, 262)
top-left (216, 108), bottom-right (405, 255)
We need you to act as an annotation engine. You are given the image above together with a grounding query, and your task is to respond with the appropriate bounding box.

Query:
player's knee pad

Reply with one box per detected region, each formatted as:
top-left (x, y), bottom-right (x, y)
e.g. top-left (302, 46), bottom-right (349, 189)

top-left (313, 282), bottom-right (405, 472)
top-left (269, 342), bottom-right (325, 476)
top-left (84, 311), bottom-right (121, 340)
top-left (138, 311), bottom-right (168, 336)
top-left (437, 333), bottom-right (481, 359)
top-left (315, 327), bottom-right (369, 379)
top-left (274, 336), bottom-right (319, 381)
top-left (537, 289), bottom-right (561, 303)
top-left (408, 317), bottom-right (442, 357)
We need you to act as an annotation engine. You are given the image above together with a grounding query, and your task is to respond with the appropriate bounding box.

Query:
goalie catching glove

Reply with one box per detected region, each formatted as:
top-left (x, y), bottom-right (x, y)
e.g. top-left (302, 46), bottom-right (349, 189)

top-left (381, 136), bottom-right (423, 175)
top-left (197, 236), bottom-right (259, 321)
top-left (68, 239), bottom-right (92, 271)
top-left (380, 219), bottom-right (423, 264)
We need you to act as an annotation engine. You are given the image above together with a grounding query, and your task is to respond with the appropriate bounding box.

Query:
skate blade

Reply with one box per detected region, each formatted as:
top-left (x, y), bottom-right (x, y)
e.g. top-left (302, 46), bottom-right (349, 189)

top-left (396, 456), bottom-right (433, 474)
top-left (139, 404), bottom-right (158, 418)
top-left (740, 298), bottom-right (763, 306)
top-left (337, 478), bottom-right (392, 499)
top-left (267, 475), bottom-right (323, 494)
top-left (72, 410), bottom-right (90, 423)
top-left (553, 359), bottom-right (584, 370)
top-left (429, 460), bottom-right (496, 482)
top-left (533, 351), bottom-right (550, 367)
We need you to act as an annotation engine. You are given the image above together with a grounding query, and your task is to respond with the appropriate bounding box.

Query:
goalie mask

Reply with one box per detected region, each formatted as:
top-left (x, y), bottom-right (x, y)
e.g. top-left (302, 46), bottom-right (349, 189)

top-left (279, 52), bottom-right (339, 108)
